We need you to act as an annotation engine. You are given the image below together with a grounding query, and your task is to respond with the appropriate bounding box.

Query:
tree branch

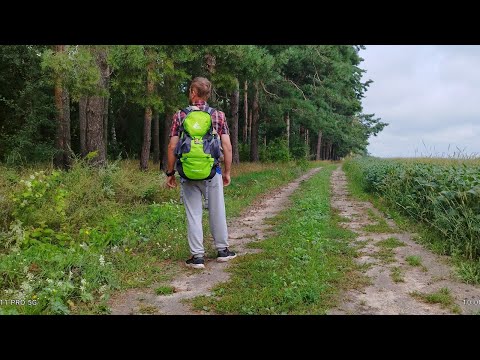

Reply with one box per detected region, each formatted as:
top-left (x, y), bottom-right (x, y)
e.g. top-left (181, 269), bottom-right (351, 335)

top-left (260, 81), bottom-right (279, 98)
top-left (312, 63), bottom-right (324, 90)
top-left (285, 77), bottom-right (307, 101)
top-left (213, 88), bottom-right (229, 102)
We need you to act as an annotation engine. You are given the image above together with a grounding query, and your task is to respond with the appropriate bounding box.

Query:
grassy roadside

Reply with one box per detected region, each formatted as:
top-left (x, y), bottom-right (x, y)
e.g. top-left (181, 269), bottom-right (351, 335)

top-left (225, 161), bottom-right (319, 218)
top-left (343, 161), bottom-right (480, 285)
top-left (191, 164), bottom-right (360, 314)
top-left (0, 160), bottom-right (321, 314)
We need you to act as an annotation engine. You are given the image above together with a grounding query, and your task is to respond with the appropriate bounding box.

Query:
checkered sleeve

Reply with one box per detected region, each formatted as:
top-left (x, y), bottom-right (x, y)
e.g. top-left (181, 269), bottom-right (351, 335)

top-left (214, 110), bottom-right (230, 136)
top-left (169, 111), bottom-right (182, 137)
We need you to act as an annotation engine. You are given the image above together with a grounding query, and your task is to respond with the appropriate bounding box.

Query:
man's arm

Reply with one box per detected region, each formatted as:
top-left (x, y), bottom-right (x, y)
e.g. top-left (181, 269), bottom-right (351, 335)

top-left (167, 136), bottom-right (179, 172)
top-left (166, 136), bottom-right (179, 188)
top-left (221, 134), bottom-right (232, 186)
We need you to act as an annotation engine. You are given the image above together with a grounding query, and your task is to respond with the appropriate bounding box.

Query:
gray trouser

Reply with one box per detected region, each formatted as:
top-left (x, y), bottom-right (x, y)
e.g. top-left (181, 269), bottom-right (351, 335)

top-left (180, 173), bottom-right (229, 257)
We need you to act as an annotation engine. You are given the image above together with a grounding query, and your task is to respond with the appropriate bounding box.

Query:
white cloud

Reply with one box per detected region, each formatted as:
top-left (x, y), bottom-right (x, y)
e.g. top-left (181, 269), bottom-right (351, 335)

top-left (361, 45), bottom-right (480, 157)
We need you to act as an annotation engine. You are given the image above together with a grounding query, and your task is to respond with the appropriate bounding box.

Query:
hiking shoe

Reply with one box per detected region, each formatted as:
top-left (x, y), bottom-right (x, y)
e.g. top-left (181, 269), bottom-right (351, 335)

top-left (217, 248), bottom-right (237, 262)
top-left (186, 256), bottom-right (205, 269)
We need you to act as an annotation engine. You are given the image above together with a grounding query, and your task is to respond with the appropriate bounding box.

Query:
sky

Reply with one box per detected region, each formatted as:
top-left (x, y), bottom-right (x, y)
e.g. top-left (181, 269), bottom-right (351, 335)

top-left (360, 45), bottom-right (480, 158)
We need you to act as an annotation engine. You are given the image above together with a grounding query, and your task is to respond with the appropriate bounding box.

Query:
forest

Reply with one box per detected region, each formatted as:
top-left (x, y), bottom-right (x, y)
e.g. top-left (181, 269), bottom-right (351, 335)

top-left (0, 45), bottom-right (386, 168)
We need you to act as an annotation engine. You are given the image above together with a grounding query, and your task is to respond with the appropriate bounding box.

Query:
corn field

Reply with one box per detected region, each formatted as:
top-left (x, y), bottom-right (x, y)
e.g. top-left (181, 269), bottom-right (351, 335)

top-left (344, 157), bottom-right (480, 260)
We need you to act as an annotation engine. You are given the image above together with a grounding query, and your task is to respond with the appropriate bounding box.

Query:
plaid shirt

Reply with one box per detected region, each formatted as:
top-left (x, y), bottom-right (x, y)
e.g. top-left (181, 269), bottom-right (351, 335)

top-left (169, 101), bottom-right (229, 137)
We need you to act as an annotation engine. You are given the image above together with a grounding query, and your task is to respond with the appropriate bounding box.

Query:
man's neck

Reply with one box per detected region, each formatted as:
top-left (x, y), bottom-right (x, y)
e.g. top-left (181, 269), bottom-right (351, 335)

top-left (191, 97), bottom-right (207, 104)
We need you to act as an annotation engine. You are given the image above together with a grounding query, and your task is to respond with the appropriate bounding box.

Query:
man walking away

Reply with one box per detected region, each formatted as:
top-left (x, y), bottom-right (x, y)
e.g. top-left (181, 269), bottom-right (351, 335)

top-left (165, 77), bottom-right (236, 269)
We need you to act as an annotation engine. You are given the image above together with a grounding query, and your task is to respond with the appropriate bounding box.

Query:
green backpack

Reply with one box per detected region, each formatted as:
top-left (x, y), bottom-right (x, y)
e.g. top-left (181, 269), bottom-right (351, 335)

top-left (174, 106), bottom-right (222, 181)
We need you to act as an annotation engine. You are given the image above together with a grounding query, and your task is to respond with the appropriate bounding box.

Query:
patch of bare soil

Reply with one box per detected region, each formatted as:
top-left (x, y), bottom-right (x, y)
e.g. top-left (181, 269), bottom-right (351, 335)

top-left (328, 167), bottom-right (480, 315)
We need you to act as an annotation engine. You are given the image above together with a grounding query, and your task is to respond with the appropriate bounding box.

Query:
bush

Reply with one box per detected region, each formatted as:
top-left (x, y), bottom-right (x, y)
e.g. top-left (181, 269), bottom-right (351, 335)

top-left (295, 158), bottom-right (309, 172)
top-left (290, 141), bottom-right (308, 160)
top-left (239, 143), bottom-right (251, 162)
top-left (261, 138), bottom-right (291, 163)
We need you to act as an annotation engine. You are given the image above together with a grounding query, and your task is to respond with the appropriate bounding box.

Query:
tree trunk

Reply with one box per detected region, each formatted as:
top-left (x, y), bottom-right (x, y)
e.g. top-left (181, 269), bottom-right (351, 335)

top-left (103, 74), bottom-right (110, 158)
top-left (85, 47), bottom-right (108, 167)
top-left (243, 80), bottom-right (248, 143)
top-left (316, 130), bottom-right (322, 160)
top-left (205, 53), bottom-right (216, 74)
top-left (63, 88), bottom-right (71, 167)
top-left (111, 112), bottom-right (117, 153)
top-left (230, 79), bottom-right (240, 164)
top-left (53, 45), bottom-right (71, 170)
top-left (250, 81), bottom-right (260, 162)
top-left (86, 96), bottom-right (106, 166)
top-left (248, 109), bottom-right (252, 145)
top-left (53, 45), bottom-right (63, 146)
top-left (210, 88), bottom-right (216, 105)
top-left (153, 111), bottom-right (160, 164)
top-left (79, 97), bottom-right (87, 157)
top-left (204, 53), bottom-right (216, 105)
top-left (53, 55), bottom-right (63, 168)
top-left (285, 112), bottom-right (290, 148)
top-left (140, 55), bottom-right (155, 171)
top-left (141, 106), bottom-right (153, 170)
top-left (305, 129), bottom-right (309, 158)
top-left (161, 112), bottom-right (173, 171)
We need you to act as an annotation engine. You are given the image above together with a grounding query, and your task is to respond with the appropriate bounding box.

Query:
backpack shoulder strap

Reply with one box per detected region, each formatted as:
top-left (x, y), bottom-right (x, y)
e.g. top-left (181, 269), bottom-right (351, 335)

top-left (203, 106), bottom-right (217, 136)
top-left (180, 106), bottom-right (193, 120)
top-left (203, 106), bottom-right (215, 116)
top-left (177, 108), bottom-right (189, 137)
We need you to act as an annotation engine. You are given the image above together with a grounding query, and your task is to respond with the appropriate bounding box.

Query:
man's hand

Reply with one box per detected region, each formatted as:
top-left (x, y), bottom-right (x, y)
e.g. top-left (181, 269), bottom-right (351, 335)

top-left (166, 136), bottom-right (179, 189)
top-left (166, 175), bottom-right (177, 188)
top-left (222, 173), bottom-right (231, 187)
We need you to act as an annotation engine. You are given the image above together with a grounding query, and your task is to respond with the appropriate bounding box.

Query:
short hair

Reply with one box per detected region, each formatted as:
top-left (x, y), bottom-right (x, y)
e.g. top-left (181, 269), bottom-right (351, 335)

top-left (190, 77), bottom-right (211, 100)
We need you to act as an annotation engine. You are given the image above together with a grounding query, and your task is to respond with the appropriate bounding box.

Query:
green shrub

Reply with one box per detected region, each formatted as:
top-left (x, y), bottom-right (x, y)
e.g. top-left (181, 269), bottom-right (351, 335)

top-left (239, 143), bottom-right (251, 162)
top-left (261, 138), bottom-right (291, 163)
